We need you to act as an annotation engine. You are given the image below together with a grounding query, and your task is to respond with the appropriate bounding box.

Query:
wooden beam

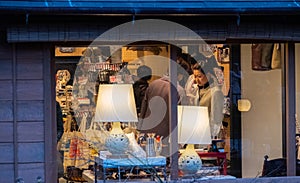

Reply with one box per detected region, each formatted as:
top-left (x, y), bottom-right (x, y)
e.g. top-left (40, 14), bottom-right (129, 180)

top-left (285, 42), bottom-right (296, 176)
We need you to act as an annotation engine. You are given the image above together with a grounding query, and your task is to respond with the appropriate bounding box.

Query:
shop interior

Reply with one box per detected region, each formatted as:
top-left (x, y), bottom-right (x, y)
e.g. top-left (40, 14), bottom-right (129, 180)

top-left (54, 43), bottom-right (234, 182)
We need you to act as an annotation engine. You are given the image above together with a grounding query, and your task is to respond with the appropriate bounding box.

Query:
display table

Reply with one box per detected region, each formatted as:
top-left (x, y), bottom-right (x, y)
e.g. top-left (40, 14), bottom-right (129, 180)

top-left (82, 170), bottom-right (236, 183)
top-left (197, 151), bottom-right (228, 175)
top-left (94, 155), bottom-right (167, 182)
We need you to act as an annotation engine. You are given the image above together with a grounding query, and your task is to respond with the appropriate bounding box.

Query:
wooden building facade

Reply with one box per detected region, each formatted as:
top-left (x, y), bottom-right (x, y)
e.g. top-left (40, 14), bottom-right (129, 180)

top-left (0, 1), bottom-right (300, 182)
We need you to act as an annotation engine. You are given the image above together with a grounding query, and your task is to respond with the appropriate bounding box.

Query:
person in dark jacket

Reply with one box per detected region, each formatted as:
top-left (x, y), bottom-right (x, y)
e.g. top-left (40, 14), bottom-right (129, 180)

top-left (138, 63), bottom-right (188, 157)
top-left (133, 65), bottom-right (152, 115)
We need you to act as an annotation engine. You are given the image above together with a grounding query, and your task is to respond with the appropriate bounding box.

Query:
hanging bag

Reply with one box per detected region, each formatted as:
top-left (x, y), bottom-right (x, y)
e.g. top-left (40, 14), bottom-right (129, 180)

top-left (85, 118), bottom-right (109, 151)
top-left (271, 43), bottom-right (281, 69)
top-left (74, 131), bottom-right (90, 169)
top-left (261, 43), bottom-right (273, 69)
top-left (63, 131), bottom-right (77, 170)
top-left (252, 44), bottom-right (273, 71)
top-left (63, 118), bottom-right (90, 170)
top-left (251, 44), bottom-right (263, 70)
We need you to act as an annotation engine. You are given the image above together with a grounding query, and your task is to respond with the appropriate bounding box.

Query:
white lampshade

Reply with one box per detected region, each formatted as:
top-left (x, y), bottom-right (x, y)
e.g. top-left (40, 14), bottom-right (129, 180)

top-left (95, 84), bottom-right (138, 122)
top-left (178, 105), bottom-right (212, 145)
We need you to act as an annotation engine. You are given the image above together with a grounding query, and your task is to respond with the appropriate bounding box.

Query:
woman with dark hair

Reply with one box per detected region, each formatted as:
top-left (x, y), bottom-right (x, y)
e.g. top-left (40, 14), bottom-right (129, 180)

top-left (185, 56), bottom-right (224, 138)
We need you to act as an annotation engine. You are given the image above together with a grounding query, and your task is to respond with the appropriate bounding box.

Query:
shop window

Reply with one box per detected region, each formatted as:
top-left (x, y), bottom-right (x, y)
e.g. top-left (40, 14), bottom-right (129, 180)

top-left (54, 43), bottom-right (288, 182)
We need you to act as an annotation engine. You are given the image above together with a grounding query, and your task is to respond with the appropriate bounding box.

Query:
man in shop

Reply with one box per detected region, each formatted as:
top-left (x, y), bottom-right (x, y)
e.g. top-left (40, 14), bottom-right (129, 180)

top-left (133, 65), bottom-right (152, 116)
top-left (137, 62), bottom-right (188, 157)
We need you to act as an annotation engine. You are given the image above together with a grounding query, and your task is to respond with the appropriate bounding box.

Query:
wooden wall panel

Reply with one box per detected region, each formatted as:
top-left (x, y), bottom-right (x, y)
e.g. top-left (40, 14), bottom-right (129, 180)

top-left (17, 57), bottom-right (43, 64)
top-left (0, 60), bottom-right (12, 79)
top-left (0, 41), bottom-right (49, 181)
top-left (16, 44), bottom-right (45, 59)
top-left (16, 44), bottom-right (44, 80)
top-left (18, 143), bottom-right (44, 163)
top-left (18, 163), bottom-right (44, 183)
top-left (17, 101), bottom-right (44, 121)
top-left (17, 122), bottom-right (44, 142)
top-left (0, 164), bottom-right (14, 182)
top-left (0, 43), bottom-right (13, 59)
top-left (0, 101), bottom-right (13, 121)
top-left (17, 80), bottom-right (44, 100)
top-left (0, 143), bottom-right (14, 163)
top-left (0, 122), bottom-right (13, 142)
top-left (0, 80), bottom-right (13, 100)
top-left (17, 62), bottom-right (43, 80)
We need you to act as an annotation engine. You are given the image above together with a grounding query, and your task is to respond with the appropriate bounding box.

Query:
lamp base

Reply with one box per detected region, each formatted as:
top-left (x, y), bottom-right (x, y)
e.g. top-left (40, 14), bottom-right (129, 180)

top-left (178, 144), bottom-right (202, 175)
top-left (105, 122), bottom-right (129, 155)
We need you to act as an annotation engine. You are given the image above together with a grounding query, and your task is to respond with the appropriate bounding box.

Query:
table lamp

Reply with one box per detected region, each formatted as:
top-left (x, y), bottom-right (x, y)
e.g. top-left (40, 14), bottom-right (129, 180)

top-left (178, 105), bottom-right (212, 175)
top-left (94, 84), bottom-right (138, 156)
